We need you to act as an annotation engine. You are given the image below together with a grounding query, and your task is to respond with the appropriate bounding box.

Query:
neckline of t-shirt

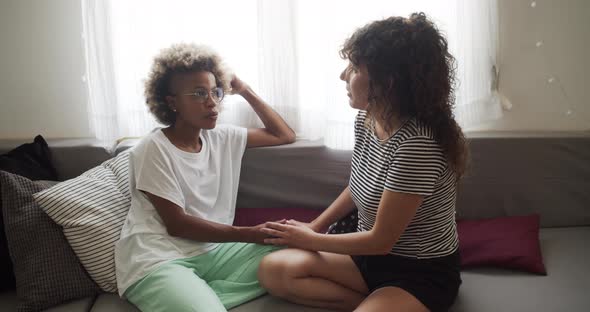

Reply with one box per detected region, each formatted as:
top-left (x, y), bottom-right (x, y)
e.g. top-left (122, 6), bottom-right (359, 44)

top-left (157, 129), bottom-right (207, 159)
top-left (369, 118), bottom-right (412, 144)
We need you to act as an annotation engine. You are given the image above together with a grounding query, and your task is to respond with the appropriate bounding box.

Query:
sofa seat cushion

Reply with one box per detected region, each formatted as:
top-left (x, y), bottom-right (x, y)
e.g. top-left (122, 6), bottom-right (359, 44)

top-left (89, 294), bottom-right (139, 312)
top-left (42, 297), bottom-right (95, 312)
top-left (451, 226), bottom-right (590, 312)
top-left (0, 226), bottom-right (587, 312)
top-left (229, 295), bottom-right (331, 311)
top-left (234, 226), bottom-right (590, 312)
top-left (0, 292), bottom-right (95, 312)
top-left (0, 291), bottom-right (18, 312)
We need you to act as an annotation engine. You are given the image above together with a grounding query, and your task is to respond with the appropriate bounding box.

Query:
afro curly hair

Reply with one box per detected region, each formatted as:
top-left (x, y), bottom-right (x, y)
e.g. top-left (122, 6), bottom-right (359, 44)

top-left (144, 43), bottom-right (232, 126)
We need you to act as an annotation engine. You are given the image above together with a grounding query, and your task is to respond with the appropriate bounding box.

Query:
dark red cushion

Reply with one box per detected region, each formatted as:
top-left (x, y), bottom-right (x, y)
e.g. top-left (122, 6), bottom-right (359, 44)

top-left (457, 214), bottom-right (546, 275)
top-left (234, 207), bottom-right (321, 227)
top-left (235, 208), bottom-right (546, 275)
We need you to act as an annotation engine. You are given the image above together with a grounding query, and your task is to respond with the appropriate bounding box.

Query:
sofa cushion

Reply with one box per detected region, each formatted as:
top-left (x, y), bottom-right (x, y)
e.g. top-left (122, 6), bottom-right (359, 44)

top-left (0, 171), bottom-right (100, 312)
top-left (457, 214), bottom-right (546, 274)
top-left (0, 135), bottom-right (58, 181)
top-left (0, 291), bottom-right (97, 312)
top-left (451, 227), bottom-right (590, 312)
top-left (34, 151), bottom-right (131, 293)
top-left (89, 293), bottom-right (139, 312)
top-left (230, 294), bottom-right (331, 312)
top-left (0, 135), bottom-right (58, 291)
top-left (233, 207), bottom-right (321, 227)
top-left (43, 296), bottom-right (96, 312)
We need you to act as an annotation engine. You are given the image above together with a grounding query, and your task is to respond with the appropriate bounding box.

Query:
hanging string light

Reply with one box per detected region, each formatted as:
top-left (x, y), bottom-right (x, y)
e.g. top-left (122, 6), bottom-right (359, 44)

top-left (531, 0), bottom-right (575, 118)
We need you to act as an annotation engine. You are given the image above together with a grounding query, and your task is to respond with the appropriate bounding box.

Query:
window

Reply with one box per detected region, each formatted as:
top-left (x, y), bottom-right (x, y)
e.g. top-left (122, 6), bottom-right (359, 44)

top-left (82, 0), bottom-right (500, 148)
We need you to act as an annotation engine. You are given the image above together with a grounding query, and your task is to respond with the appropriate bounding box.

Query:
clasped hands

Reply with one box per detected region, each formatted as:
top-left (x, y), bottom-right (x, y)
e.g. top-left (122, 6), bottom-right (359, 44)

top-left (251, 219), bottom-right (320, 249)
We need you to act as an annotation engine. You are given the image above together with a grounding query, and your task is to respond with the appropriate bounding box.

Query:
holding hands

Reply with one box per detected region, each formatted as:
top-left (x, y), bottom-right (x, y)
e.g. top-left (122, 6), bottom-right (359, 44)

top-left (243, 219), bottom-right (286, 245)
top-left (261, 219), bottom-right (320, 250)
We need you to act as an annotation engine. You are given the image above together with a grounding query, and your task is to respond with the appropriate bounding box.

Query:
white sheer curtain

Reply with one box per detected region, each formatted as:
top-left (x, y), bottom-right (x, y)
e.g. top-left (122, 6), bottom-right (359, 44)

top-left (81, 0), bottom-right (121, 142)
top-left (453, 0), bottom-right (503, 130)
top-left (82, 0), bottom-right (500, 148)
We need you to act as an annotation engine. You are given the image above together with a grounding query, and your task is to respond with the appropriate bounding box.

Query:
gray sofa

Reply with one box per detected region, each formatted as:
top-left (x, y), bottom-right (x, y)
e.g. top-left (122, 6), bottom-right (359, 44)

top-left (1, 132), bottom-right (589, 312)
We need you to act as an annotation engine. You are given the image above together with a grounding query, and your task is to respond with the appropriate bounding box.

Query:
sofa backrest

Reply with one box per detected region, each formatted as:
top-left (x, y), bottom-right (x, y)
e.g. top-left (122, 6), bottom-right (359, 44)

top-left (235, 134), bottom-right (590, 228)
top-left (456, 133), bottom-right (590, 227)
top-left (0, 138), bottom-right (113, 181)
top-left (2, 132), bottom-right (589, 228)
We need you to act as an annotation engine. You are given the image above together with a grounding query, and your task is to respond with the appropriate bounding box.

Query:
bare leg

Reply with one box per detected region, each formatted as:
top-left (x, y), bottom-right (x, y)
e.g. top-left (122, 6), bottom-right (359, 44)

top-left (354, 287), bottom-right (429, 312)
top-left (258, 248), bottom-right (369, 311)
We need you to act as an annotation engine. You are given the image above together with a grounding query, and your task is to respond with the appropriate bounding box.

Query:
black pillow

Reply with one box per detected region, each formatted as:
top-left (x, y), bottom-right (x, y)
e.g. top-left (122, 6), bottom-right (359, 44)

top-left (0, 135), bottom-right (58, 180)
top-left (0, 135), bottom-right (58, 291)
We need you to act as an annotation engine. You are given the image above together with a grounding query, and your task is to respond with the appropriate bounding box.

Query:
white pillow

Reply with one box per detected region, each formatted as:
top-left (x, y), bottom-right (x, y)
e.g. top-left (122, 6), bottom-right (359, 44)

top-left (34, 151), bottom-right (131, 293)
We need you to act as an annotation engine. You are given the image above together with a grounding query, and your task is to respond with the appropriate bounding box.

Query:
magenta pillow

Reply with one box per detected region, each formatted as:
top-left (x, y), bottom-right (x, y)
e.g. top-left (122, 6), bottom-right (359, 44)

top-left (235, 208), bottom-right (546, 275)
top-left (234, 208), bottom-right (321, 227)
top-left (457, 214), bottom-right (546, 275)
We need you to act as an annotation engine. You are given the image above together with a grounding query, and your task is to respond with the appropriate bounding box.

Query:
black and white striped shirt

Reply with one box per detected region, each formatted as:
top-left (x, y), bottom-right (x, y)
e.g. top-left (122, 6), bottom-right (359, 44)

top-left (349, 111), bottom-right (458, 259)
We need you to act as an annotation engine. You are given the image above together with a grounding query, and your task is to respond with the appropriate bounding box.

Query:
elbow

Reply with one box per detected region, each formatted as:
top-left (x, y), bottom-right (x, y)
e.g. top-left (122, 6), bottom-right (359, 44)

top-left (283, 127), bottom-right (296, 144)
top-left (166, 226), bottom-right (182, 238)
top-left (278, 130), bottom-right (296, 144)
top-left (163, 217), bottom-right (185, 238)
top-left (369, 234), bottom-right (395, 255)
top-left (374, 243), bottom-right (393, 255)
top-left (285, 131), bottom-right (296, 144)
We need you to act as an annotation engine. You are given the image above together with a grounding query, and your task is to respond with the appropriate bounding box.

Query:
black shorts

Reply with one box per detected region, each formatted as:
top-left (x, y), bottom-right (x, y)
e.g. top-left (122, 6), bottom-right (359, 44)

top-left (351, 251), bottom-right (461, 312)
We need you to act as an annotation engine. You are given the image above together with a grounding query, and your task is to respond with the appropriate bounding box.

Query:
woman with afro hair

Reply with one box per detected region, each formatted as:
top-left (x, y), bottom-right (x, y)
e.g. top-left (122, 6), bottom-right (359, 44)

top-left (115, 43), bottom-right (295, 312)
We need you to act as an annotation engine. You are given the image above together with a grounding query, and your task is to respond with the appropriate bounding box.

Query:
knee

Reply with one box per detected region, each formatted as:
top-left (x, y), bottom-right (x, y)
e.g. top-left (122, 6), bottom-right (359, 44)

top-left (258, 250), bottom-right (312, 298)
top-left (258, 253), bottom-right (288, 295)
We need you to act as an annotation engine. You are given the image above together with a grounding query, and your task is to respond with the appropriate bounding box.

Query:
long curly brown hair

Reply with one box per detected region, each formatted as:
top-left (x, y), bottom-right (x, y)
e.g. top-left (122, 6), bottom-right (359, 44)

top-left (340, 13), bottom-right (469, 179)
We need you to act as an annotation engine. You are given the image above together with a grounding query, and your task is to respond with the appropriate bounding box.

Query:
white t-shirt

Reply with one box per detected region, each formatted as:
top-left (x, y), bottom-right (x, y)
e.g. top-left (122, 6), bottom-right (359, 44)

top-left (115, 125), bottom-right (248, 296)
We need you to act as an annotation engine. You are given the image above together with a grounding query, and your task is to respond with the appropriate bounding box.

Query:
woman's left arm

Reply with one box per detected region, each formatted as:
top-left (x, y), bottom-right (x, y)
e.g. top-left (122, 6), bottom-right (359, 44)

top-left (231, 76), bottom-right (296, 148)
top-left (263, 190), bottom-right (423, 255)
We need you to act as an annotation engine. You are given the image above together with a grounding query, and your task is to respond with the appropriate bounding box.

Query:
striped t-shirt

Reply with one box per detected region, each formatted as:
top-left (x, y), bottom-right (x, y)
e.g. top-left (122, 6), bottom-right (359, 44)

top-left (349, 111), bottom-right (459, 259)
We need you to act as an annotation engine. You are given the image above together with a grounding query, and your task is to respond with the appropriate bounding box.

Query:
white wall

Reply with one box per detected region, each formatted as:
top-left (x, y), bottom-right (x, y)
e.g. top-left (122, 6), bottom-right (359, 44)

top-left (0, 0), bottom-right (588, 140)
top-left (478, 0), bottom-right (590, 131)
top-left (0, 0), bottom-right (90, 139)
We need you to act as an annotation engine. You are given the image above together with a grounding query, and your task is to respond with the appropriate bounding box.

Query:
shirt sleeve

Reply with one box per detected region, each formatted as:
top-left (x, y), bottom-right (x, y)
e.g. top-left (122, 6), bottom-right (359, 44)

top-left (385, 136), bottom-right (447, 196)
top-left (219, 124), bottom-right (248, 155)
top-left (131, 139), bottom-right (185, 208)
top-left (354, 111), bottom-right (367, 140)
top-left (351, 111), bottom-right (370, 148)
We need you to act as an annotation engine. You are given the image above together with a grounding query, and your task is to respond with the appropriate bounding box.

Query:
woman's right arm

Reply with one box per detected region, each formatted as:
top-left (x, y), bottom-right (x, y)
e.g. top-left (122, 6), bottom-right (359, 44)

top-left (308, 186), bottom-right (356, 233)
top-left (145, 192), bottom-right (270, 244)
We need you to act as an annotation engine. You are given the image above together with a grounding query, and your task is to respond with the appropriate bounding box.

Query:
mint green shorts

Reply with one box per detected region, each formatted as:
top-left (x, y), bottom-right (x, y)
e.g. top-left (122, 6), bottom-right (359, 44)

top-left (125, 242), bottom-right (280, 312)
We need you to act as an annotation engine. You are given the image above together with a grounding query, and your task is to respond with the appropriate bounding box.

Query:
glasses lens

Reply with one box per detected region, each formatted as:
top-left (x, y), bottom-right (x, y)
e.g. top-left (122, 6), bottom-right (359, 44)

top-left (193, 89), bottom-right (209, 103)
top-left (212, 87), bottom-right (224, 102)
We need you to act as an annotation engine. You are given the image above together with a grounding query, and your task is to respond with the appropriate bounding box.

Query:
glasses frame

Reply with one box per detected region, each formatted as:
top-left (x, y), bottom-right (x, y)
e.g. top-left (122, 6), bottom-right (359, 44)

top-left (180, 86), bottom-right (225, 104)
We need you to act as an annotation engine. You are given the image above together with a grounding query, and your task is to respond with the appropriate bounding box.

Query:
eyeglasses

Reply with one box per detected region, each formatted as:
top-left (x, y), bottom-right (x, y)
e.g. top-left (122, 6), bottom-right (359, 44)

top-left (180, 87), bottom-right (225, 104)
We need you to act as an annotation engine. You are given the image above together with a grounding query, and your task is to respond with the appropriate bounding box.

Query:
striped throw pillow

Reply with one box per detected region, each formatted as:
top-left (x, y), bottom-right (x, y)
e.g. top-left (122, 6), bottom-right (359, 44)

top-left (33, 151), bottom-right (130, 293)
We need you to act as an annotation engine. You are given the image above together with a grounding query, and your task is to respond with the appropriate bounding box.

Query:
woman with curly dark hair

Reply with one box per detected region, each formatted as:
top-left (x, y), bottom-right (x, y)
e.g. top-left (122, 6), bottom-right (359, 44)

top-left (258, 13), bottom-right (468, 312)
